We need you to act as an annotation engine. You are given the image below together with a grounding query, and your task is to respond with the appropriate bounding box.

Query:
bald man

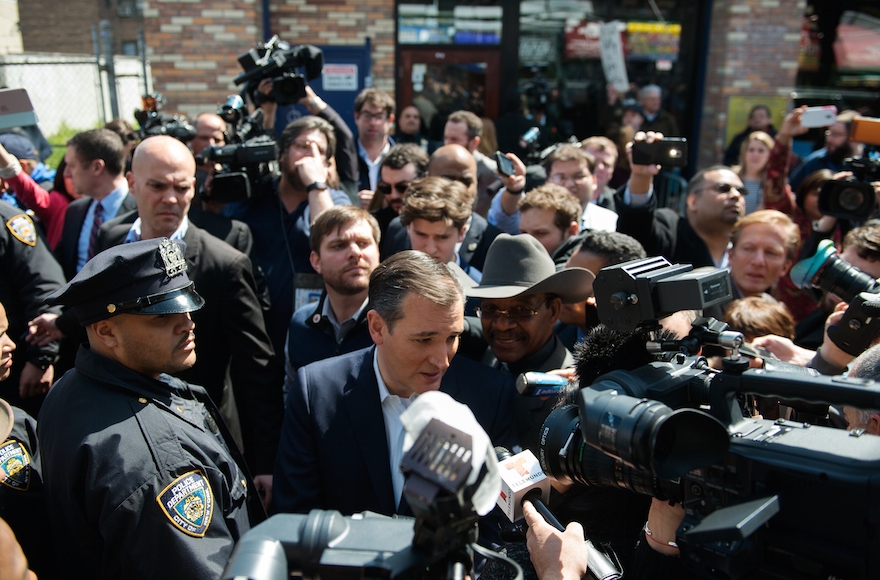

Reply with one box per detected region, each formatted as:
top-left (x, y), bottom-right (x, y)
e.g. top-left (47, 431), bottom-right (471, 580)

top-left (95, 136), bottom-right (282, 499)
top-left (382, 144), bottom-right (502, 270)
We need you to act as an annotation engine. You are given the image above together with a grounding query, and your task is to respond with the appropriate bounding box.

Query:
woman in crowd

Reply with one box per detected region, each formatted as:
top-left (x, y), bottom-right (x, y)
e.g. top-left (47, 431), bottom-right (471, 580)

top-left (733, 131), bottom-right (774, 214)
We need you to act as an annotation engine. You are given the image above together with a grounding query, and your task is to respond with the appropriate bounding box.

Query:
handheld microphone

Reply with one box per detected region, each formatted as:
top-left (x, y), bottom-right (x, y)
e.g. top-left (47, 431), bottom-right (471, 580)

top-left (495, 448), bottom-right (622, 580)
top-left (515, 372), bottom-right (569, 397)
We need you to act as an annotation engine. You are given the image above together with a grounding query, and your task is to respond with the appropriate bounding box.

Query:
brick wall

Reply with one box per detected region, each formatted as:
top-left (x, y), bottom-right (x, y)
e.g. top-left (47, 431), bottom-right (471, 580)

top-left (142, 0), bottom-right (395, 118)
top-left (141, 0), bottom-right (262, 119)
top-left (698, 0), bottom-right (806, 168)
top-left (271, 0), bottom-right (396, 94)
top-left (20, 0), bottom-right (142, 56)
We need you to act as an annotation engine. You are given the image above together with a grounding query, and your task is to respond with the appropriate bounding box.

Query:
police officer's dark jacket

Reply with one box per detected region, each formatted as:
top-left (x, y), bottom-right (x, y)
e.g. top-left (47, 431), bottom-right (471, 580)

top-left (38, 346), bottom-right (265, 579)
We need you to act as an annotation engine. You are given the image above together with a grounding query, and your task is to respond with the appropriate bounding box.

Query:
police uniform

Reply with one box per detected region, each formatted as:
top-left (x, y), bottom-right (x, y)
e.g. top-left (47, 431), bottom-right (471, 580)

top-left (0, 399), bottom-right (52, 578)
top-left (0, 199), bottom-right (64, 413)
top-left (38, 238), bottom-right (265, 579)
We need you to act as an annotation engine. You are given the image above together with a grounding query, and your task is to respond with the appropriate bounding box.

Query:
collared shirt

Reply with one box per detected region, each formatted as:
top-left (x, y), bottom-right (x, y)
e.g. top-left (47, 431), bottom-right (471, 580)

top-left (124, 216), bottom-right (190, 244)
top-left (373, 349), bottom-right (415, 509)
top-left (322, 295), bottom-right (369, 344)
top-left (357, 139), bottom-right (392, 191)
top-left (76, 186), bottom-right (129, 272)
top-left (580, 202), bottom-right (618, 232)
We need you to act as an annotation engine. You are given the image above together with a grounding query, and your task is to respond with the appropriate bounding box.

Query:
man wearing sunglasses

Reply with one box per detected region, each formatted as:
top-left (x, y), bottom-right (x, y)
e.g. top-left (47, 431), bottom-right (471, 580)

top-left (381, 144), bottom-right (503, 271)
top-left (615, 133), bottom-right (746, 270)
top-left (367, 143), bottom-right (428, 240)
top-left (466, 234), bottom-right (593, 455)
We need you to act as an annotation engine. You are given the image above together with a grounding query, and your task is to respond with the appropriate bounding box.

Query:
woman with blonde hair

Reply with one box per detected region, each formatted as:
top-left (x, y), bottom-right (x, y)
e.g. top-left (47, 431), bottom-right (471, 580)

top-left (732, 130), bottom-right (774, 214)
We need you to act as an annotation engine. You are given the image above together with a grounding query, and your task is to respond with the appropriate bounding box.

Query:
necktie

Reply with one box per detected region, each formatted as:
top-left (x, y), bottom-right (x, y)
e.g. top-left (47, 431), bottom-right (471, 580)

top-left (87, 203), bottom-right (104, 260)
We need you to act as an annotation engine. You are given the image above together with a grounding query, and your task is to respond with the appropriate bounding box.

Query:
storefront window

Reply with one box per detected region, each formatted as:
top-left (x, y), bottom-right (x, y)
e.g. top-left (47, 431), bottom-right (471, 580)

top-left (514, 0), bottom-right (692, 142)
top-left (398, 3), bottom-right (503, 45)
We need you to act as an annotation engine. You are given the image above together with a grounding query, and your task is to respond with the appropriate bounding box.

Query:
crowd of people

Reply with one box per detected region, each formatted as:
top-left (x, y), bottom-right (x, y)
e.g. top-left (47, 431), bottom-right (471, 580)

top-left (0, 78), bottom-right (877, 579)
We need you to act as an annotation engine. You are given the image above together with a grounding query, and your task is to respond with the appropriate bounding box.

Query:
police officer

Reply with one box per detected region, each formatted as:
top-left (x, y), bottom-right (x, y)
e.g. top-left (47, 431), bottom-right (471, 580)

top-left (0, 300), bottom-right (46, 579)
top-left (38, 238), bottom-right (265, 578)
top-left (0, 199), bottom-right (64, 411)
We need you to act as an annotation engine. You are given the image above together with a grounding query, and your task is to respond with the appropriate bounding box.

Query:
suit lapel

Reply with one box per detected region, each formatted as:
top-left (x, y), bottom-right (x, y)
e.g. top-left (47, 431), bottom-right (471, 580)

top-left (344, 349), bottom-right (396, 515)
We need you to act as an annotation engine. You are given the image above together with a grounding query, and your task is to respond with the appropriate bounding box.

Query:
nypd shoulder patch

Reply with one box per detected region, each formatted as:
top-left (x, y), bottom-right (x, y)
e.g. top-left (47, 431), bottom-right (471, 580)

top-left (156, 470), bottom-right (214, 537)
top-left (0, 439), bottom-right (31, 491)
top-left (5, 214), bottom-right (36, 246)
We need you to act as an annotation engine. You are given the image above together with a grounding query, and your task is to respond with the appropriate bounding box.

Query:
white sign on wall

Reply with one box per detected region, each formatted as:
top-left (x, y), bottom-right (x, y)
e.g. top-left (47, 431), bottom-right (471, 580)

top-left (322, 64), bottom-right (358, 91)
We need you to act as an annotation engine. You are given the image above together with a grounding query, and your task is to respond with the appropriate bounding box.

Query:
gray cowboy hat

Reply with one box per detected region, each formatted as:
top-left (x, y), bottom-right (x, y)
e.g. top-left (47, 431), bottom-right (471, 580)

top-left (465, 234), bottom-right (595, 304)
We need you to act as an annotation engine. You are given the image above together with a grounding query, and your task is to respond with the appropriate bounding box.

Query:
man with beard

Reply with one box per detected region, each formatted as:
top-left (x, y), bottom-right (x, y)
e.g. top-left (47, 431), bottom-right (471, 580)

top-left (789, 110), bottom-right (859, 193)
top-left (615, 134), bottom-right (746, 270)
top-left (284, 206), bottom-right (380, 380)
top-left (226, 116), bottom-right (351, 362)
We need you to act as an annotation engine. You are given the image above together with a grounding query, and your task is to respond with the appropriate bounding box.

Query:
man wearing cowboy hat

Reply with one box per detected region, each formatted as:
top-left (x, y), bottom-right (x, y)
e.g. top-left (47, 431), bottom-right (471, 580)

top-left (466, 233), bottom-right (595, 454)
top-left (37, 238), bottom-right (265, 578)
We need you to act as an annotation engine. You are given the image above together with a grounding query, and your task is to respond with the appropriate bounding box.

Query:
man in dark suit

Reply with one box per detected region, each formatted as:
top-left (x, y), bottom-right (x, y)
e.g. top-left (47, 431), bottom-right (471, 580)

top-left (381, 144), bottom-right (501, 270)
top-left (273, 251), bottom-right (517, 516)
top-left (54, 129), bottom-right (137, 280)
top-left (93, 135), bottom-right (282, 504)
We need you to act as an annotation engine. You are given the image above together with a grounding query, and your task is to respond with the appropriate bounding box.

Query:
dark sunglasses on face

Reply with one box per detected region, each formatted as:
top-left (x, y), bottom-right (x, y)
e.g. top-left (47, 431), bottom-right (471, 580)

top-left (376, 181), bottom-right (410, 196)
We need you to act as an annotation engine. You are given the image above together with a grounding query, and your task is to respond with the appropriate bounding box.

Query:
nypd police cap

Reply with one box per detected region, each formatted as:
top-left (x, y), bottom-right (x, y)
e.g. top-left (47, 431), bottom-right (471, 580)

top-left (47, 238), bottom-right (205, 326)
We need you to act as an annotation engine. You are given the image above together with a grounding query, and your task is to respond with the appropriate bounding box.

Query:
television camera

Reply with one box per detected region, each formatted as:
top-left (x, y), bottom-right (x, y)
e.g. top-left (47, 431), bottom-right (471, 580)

top-left (818, 116), bottom-right (880, 221)
top-left (234, 36), bottom-right (324, 106)
top-left (790, 238), bottom-right (880, 356)
top-left (539, 256), bottom-right (880, 579)
top-left (133, 93), bottom-right (196, 142)
top-left (196, 95), bottom-right (277, 204)
top-left (221, 392), bottom-right (518, 580)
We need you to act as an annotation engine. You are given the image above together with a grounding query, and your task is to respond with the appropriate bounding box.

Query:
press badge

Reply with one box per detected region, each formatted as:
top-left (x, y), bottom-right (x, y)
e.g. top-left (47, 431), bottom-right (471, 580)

top-left (157, 470), bottom-right (214, 537)
top-left (0, 439), bottom-right (30, 491)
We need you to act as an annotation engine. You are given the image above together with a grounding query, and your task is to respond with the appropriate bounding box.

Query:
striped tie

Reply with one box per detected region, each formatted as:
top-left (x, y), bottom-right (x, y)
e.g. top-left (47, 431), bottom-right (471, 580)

top-left (87, 203), bottom-right (104, 260)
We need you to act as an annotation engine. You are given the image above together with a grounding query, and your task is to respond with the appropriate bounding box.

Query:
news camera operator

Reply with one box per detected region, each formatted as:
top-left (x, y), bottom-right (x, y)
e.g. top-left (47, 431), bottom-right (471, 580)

top-left (250, 79), bottom-right (359, 197)
top-left (225, 115), bottom-right (352, 363)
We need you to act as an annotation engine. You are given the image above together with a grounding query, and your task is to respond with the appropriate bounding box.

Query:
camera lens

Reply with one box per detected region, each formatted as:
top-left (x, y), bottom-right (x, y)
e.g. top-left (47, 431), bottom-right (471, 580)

top-left (577, 388), bottom-right (728, 481)
top-left (838, 186), bottom-right (866, 213)
top-left (792, 240), bottom-right (880, 301)
top-left (539, 404), bottom-right (690, 500)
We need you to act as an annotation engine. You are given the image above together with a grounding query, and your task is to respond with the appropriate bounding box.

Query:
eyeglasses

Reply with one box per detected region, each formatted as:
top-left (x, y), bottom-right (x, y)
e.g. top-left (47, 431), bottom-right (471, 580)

top-left (290, 140), bottom-right (327, 157)
top-left (358, 110), bottom-right (388, 122)
top-left (475, 298), bottom-right (552, 322)
top-left (698, 183), bottom-right (747, 196)
top-left (549, 173), bottom-right (589, 185)
top-left (376, 181), bottom-right (411, 196)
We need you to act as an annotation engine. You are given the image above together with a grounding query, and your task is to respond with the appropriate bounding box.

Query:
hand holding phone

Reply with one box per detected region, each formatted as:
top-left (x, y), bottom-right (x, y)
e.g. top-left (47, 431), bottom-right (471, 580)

top-left (494, 151), bottom-right (515, 177)
top-left (631, 137), bottom-right (688, 167)
top-left (801, 105), bottom-right (838, 129)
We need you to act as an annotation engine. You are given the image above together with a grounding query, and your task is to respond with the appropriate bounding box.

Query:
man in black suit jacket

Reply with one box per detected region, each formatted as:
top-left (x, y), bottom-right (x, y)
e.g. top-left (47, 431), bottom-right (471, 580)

top-left (54, 129), bottom-right (137, 281)
top-left (273, 251), bottom-right (517, 516)
top-left (381, 144), bottom-right (501, 270)
top-left (614, 140), bottom-right (745, 270)
top-left (94, 136), bottom-right (282, 499)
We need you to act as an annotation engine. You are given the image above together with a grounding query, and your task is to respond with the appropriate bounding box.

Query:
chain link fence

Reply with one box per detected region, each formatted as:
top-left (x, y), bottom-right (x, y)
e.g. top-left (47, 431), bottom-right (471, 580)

top-left (0, 53), bottom-right (148, 156)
